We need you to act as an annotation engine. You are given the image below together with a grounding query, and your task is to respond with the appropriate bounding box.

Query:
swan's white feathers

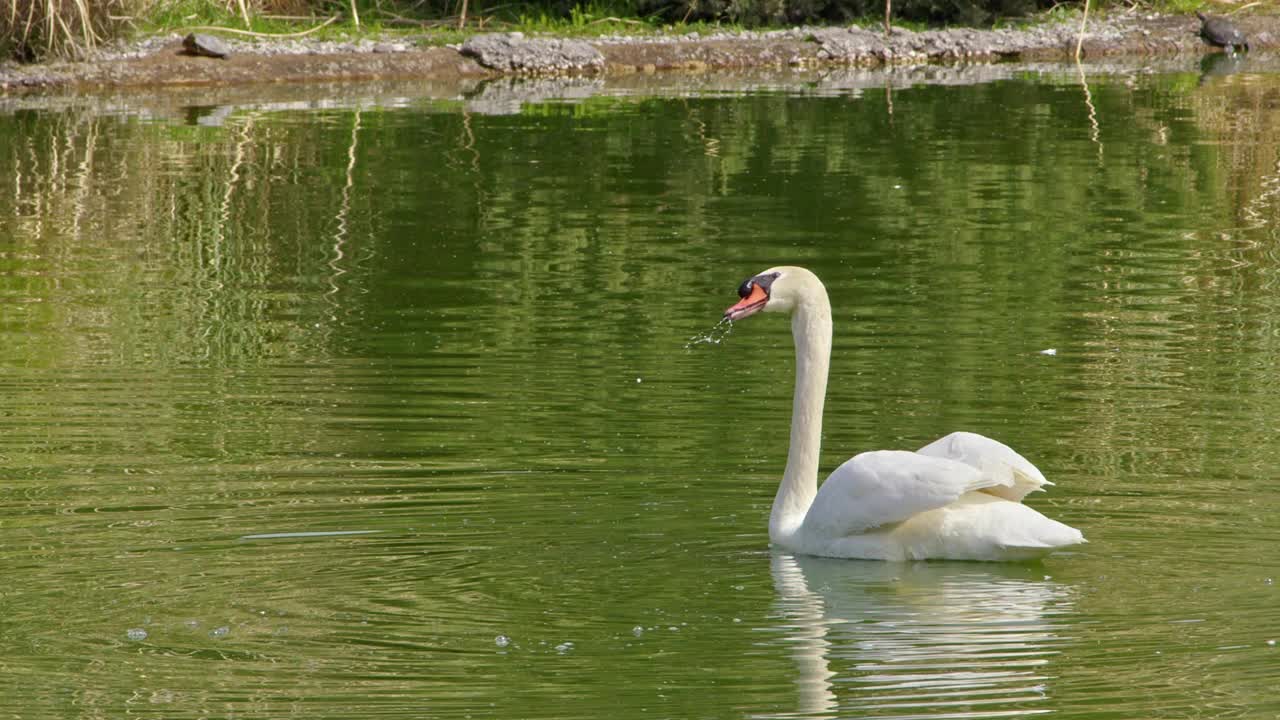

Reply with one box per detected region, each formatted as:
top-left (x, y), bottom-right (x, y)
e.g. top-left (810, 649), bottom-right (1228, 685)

top-left (916, 431), bottom-right (1051, 502)
top-left (732, 265), bottom-right (1087, 561)
top-left (801, 450), bottom-right (1011, 538)
top-left (803, 492), bottom-right (1085, 562)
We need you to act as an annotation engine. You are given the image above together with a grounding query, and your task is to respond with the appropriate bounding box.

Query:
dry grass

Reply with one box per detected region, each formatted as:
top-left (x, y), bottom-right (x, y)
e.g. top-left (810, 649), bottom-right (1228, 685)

top-left (3, 1), bottom-right (339, 63)
top-left (0, 0), bottom-right (318, 61)
top-left (1, 0), bottom-right (132, 60)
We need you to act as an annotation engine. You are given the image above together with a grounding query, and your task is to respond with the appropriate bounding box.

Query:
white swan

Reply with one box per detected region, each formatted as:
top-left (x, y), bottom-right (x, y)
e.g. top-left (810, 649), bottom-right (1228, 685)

top-left (725, 266), bottom-right (1085, 561)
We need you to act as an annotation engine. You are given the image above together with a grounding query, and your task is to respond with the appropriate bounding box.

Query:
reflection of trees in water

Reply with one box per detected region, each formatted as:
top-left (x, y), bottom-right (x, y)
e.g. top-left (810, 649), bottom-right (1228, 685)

top-left (5, 82), bottom-right (1280, 463)
top-left (1187, 56), bottom-right (1280, 235)
top-left (0, 106), bottom-right (376, 368)
top-left (0, 106), bottom-right (384, 462)
top-left (767, 552), bottom-right (1073, 719)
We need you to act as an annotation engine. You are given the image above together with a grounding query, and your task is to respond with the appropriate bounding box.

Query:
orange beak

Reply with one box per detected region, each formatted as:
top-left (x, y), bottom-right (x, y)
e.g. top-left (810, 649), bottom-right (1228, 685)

top-left (725, 283), bottom-right (769, 321)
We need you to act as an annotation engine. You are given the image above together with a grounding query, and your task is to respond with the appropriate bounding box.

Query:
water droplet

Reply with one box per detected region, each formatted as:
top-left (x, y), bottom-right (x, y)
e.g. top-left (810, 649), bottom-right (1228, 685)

top-left (1267, 639), bottom-right (1277, 647)
top-left (555, 641), bottom-right (574, 653)
top-left (635, 377), bottom-right (642, 383)
top-left (184, 619), bottom-right (200, 630)
top-left (209, 626), bottom-right (230, 639)
top-left (685, 317), bottom-right (735, 350)
top-left (1039, 348), bottom-right (1058, 356)
top-left (632, 626), bottom-right (643, 637)
top-left (1265, 578), bottom-right (1274, 586)
top-left (126, 628), bottom-right (148, 641)
top-left (732, 618), bottom-right (742, 623)
top-left (495, 634), bottom-right (510, 648)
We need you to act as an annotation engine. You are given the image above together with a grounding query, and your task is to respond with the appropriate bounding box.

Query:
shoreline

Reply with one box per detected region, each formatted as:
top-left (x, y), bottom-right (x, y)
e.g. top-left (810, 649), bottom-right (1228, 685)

top-left (0, 10), bottom-right (1274, 95)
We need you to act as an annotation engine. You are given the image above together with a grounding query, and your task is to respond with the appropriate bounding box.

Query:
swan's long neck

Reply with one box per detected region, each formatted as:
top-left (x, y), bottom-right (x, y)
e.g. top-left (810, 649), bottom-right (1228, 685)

top-left (770, 285), bottom-right (832, 544)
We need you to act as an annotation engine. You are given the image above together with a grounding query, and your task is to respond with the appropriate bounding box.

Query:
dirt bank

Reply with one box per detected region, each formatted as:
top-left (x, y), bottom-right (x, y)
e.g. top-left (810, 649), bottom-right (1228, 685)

top-left (0, 11), bottom-right (1275, 94)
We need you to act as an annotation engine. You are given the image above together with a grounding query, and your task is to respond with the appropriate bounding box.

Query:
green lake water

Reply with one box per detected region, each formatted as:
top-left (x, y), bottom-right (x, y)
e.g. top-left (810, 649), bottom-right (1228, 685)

top-left (2, 57), bottom-right (1279, 718)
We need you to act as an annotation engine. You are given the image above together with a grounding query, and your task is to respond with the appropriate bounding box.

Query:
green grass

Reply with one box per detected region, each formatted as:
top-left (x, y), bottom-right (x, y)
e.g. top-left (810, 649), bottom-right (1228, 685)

top-left (136, 0), bottom-right (395, 40)
top-left (126, 0), bottom-right (684, 45)
top-left (1156, 0), bottom-right (1216, 13)
top-left (135, 0), bottom-right (746, 44)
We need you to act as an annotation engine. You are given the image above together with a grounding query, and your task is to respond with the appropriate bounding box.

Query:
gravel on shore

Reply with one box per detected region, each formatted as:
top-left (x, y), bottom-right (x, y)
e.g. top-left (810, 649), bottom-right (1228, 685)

top-left (0, 11), bottom-right (1274, 93)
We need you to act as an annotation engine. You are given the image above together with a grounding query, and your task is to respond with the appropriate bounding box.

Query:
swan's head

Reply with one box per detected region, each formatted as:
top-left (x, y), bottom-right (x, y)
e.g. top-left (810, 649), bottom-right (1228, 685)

top-left (724, 266), bottom-right (819, 320)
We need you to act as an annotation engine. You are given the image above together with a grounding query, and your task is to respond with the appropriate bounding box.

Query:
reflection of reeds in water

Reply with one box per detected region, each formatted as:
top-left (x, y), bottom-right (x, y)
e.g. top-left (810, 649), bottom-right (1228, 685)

top-left (1075, 61), bottom-right (1102, 158)
top-left (1046, 67), bottom-right (1280, 494)
top-left (1193, 71), bottom-right (1280, 239)
top-left (1189, 67), bottom-right (1280, 228)
top-left (0, 106), bottom-right (375, 367)
top-left (327, 108), bottom-right (360, 308)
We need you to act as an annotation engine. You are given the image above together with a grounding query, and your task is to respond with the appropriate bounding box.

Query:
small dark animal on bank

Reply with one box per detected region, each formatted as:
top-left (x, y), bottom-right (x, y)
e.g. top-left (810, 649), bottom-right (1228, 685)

top-left (1196, 12), bottom-right (1248, 53)
top-left (182, 33), bottom-right (232, 59)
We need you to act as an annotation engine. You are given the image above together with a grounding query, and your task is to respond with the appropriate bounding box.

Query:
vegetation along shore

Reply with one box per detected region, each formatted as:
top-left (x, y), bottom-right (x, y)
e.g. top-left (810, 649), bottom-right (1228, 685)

top-left (1, 1), bottom-right (1274, 93)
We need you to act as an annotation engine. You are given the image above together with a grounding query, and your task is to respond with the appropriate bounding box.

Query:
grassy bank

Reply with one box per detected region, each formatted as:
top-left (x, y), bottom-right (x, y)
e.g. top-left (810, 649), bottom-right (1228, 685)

top-left (3, 0), bottom-right (668, 60)
top-left (0, 0), bottom-right (1243, 62)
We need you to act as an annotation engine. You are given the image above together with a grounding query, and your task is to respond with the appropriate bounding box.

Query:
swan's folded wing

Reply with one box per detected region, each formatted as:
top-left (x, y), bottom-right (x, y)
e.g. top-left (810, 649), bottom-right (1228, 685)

top-left (803, 450), bottom-right (1008, 538)
top-left (916, 431), bottom-right (1050, 502)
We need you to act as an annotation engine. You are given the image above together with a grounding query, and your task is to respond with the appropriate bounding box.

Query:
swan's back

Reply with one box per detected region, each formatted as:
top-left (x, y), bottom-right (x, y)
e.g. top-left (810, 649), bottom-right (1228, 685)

top-left (917, 431), bottom-right (1050, 502)
top-left (784, 433), bottom-right (1085, 562)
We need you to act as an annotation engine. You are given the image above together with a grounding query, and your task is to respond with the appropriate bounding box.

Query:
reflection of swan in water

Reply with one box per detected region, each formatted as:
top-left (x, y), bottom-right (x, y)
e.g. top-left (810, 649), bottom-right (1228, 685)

top-left (767, 552), bottom-right (1074, 719)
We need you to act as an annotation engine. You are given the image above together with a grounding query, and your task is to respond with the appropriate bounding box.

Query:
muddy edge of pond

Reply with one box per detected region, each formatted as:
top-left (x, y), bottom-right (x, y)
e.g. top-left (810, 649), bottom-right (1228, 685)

top-left (0, 12), bottom-right (1276, 94)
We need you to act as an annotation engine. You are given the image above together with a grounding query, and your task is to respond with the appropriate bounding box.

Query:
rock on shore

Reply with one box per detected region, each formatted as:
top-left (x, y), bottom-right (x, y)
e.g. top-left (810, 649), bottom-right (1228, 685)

top-left (460, 33), bottom-right (605, 74)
